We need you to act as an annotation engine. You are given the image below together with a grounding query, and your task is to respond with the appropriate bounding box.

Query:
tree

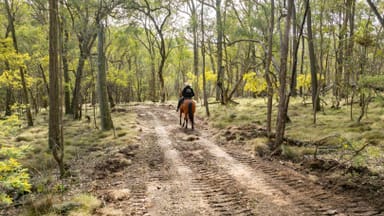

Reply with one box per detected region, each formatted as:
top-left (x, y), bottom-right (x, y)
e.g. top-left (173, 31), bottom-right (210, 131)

top-left (131, 0), bottom-right (172, 103)
top-left (215, 0), bottom-right (225, 104)
top-left (49, 0), bottom-right (64, 177)
top-left (97, 22), bottom-right (113, 130)
top-left (275, 0), bottom-right (294, 148)
top-left (187, 0), bottom-right (200, 101)
top-left (265, 0), bottom-right (275, 138)
top-left (366, 0), bottom-right (384, 28)
top-left (4, 0), bottom-right (33, 126)
top-left (65, 0), bottom-right (123, 119)
top-left (201, 0), bottom-right (210, 117)
top-left (306, 1), bottom-right (320, 113)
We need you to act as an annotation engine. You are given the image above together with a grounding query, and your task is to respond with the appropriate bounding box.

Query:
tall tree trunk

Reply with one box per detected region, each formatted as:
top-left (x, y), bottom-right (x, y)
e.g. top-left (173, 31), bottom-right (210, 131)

top-left (49, 0), bottom-right (64, 177)
top-left (275, 0), bottom-right (293, 148)
top-left (71, 34), bottom-right (97, 119)
top-left (39, 64), bottom-right (50, 94)
top-left (344, 0), bottom-right (355, 86)
top-left (216, 0), bottom-right (225, 104)
top-left (307, 2), bottom-right (320, 112)
top-left (201, 0), bottom-right (210, 117)
top-left (189, 0), bottom-right (199, 101)
top-left (290, 3), bottom-right (297, 97)
top-left (334, 6), bottom-right (348, 108)
top-left (97, 23), bottom-right (113, 130)
top-left (266, 0), bottom-right (275, 138)
top-left (319, 0), bottom-right (325, 91)
top-left (291, 0), bottom-right (309, 99)
top-left (71, 53), bottom-right (86, 119)
top-left (62, 21), bottom-right (71, 114)
top-left (5, 0), bottom-right (33, 126)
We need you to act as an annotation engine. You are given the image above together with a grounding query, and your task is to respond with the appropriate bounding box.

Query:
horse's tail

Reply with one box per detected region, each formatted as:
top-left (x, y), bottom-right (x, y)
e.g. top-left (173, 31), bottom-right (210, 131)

top-left (188, 101), bottom-right (194, 128)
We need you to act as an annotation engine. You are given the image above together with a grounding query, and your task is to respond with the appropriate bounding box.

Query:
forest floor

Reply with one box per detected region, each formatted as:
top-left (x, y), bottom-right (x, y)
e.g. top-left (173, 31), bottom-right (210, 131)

top-left (3, 103), bottom-right (384, 215)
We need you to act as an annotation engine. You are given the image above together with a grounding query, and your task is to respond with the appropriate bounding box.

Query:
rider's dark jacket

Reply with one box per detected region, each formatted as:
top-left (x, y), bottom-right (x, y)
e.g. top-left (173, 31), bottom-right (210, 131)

top-left (181, 86), bottom-right (195, 99)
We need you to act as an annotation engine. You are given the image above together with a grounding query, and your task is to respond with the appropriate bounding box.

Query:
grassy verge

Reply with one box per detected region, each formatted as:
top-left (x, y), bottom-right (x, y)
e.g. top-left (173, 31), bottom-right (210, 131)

top-left (204, 97), bottom-right (384, 174)
top-left (1, 104), bottom-right (138, 215)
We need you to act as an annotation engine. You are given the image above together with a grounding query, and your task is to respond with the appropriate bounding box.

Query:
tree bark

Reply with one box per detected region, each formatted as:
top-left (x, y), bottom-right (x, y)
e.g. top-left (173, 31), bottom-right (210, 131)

top-left (216, 0), bottom-right (225, 104)
top-left (189, 0), bottom-right (199, 101)
top-left (265, 0), bottom-right (275, 138)
top-left (49, 0), bottom-right (65, 177)
top-left (275, 0), bottom-right (293, 148)
top-left (307, 2), bottom-right (320, 112)
top-left (201, 0), bottom-right (210, 117)
top-left (62, 20), bottom-right (71, 115)
top-left (97, 22), bottom-right (113, 130)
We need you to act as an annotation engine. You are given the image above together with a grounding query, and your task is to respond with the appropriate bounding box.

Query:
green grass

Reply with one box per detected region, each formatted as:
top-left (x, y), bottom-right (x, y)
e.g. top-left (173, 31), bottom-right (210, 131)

top-left (205, 97), bottom-right (384, 174)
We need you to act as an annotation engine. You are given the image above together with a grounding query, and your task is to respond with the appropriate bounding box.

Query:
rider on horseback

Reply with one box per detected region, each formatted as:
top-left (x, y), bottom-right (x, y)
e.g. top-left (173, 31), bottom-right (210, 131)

top-left (176, 84), bottom-right (195, 112)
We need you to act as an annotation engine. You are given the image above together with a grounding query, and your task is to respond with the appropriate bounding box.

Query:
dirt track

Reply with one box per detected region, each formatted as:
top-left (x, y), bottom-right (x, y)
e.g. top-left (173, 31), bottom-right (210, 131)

top-left (93, 104), bottom-right (382, 216)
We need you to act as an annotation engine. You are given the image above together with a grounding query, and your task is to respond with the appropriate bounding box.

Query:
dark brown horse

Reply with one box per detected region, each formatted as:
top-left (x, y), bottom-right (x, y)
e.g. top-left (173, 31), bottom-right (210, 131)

top-left (179, 99), bottom-right (196, 129)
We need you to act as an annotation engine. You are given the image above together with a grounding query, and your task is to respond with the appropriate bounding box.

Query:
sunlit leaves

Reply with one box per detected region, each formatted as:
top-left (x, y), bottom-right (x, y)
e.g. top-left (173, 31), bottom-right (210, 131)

top-left (243, 72), bottom-right (267, 94)
top-left (0, 158), bottom-right (31, 205)
top-left (186, 70), bottom-right (217, 93)
top-left (0, 38), bottom-right (31, 89)
top-left (355, 20), bottom-right (375, 47)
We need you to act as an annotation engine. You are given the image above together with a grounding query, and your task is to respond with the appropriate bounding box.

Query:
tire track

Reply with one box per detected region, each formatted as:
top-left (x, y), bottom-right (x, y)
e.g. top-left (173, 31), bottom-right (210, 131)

top-left (174, 141), bottom-right (303, 216)
top-left (138, 105), bottom-right (382, 215)
top-left (223, 148), bottom-right (381, 216)
top-left (146, 112), bottom-right (216, 215)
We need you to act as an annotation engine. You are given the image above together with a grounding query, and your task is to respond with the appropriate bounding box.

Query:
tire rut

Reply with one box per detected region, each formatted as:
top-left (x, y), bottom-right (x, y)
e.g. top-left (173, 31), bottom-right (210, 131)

top-left (223, 148), bottom-right (381, 216)
top-left (133, 105), bottom-right (382, 216)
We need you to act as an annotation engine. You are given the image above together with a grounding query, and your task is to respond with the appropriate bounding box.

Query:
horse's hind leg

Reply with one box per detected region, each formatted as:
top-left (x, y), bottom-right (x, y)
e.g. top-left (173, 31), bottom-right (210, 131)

top-left (191, 117), bottom-right (194, 130)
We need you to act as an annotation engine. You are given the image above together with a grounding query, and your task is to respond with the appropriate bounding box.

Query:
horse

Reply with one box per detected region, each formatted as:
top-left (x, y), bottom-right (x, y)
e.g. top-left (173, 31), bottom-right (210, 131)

top-left (179, 99), bottom-right (196, 129)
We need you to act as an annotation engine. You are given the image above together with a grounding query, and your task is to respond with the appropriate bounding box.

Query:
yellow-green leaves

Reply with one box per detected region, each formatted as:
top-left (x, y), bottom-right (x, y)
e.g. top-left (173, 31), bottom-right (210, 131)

top-left (0, 115), bottom-right (31, 205)
top-left (0, 38), bottom-right (31, 89)
top-left (243, 72), bottom-right (267, 94)
top-left (0, 157), bottom-right (31, 205)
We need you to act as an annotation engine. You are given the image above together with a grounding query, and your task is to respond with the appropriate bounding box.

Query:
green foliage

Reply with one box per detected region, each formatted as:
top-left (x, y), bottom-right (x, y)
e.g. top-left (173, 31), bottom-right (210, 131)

top-left (0, 115), bottom-right (21, 137)
top-left (107, 66), bottom-right (128, 88)
top-left (0, 158), bottom-right (31, 205)
top-left (243, 72), bottom-right (267, 94)
top-left (0, 115), bottom-right (31, 205)
top-left (297, 74), bottom-right (311, 90)
top-left (359, 75), bottom-right (384, 90)
top-left (186, 70), bottom-right (217, 93)
top-left (0, 38), bottom-right (31, 90)
top-left (355, 19), bottom-right (375, 47)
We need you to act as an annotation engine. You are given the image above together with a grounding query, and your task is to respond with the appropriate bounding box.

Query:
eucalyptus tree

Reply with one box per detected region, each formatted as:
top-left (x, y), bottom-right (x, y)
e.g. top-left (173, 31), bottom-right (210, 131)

top-left (275, 0), bottom-right (294, 148)
top-left (201, 0), bottom-right (210, 116)
top-left (64, 0), bottom-right (123, 119)
top-left (215, 0), bottom-right (224, 103)
top-left (4, 0), bottom-right (33, 126)
top-left (306, 0), bottom-right (320, 114)
top-left (265, 0), bottom-right (275, 137)
top-left (186, 0), bottom-right (200, 100)
top-left (48, 0), bottom-right (64, 177)
top-left (97, 22), bottom-right (113, 130)
top-left (128, 0), bottom-right (173, 103)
